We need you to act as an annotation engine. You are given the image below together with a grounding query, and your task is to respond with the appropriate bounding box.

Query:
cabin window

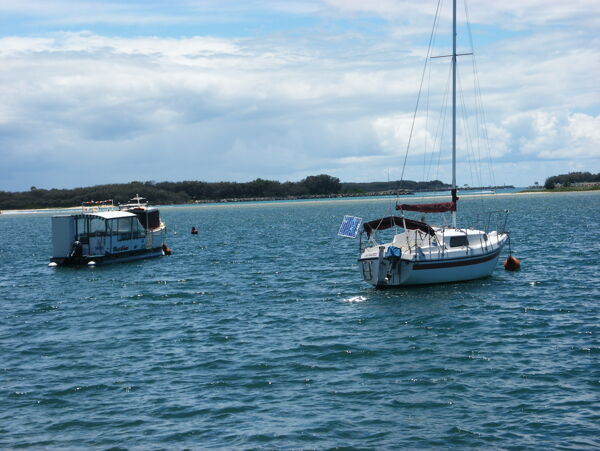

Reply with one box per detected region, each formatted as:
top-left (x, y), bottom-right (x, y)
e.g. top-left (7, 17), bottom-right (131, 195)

top-left (449, 235), bottom-right (468, 247)
top-left (116, 217), bottom-right (133, 241)
top-left (76, 217), bottom-right (89, 243)
top-left (89, 218), bottom-right (106, 237)
top-left (132, 218), bottom-right (146, 239)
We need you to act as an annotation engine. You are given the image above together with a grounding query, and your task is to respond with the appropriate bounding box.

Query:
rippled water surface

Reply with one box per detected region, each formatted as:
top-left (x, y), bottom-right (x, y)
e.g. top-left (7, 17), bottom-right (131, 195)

top-left (1, 192), bottom-right (599, 449)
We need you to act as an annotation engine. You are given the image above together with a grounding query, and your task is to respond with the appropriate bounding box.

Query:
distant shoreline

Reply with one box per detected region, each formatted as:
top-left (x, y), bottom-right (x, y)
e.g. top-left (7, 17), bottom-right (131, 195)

top-left (3, 188), bottom-right (599, 215)
top-left (190, 190), bottom-right (414, 204)
top-left (521, 186), bottom-right (600, 193)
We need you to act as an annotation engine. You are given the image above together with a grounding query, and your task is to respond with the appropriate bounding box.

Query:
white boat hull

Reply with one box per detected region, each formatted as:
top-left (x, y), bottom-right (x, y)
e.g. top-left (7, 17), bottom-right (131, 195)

top-left (359, 227), bottom-right (507, 287)
top-left (359, 247), bottom-right (503, 287)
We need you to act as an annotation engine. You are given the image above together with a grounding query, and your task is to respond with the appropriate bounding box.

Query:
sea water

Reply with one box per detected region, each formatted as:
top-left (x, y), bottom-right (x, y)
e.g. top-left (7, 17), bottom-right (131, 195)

top-left (1, 191), bottom-right (599, 449)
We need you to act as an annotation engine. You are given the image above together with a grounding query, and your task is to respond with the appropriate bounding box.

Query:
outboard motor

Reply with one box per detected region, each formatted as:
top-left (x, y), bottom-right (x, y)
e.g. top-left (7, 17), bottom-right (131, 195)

top-left (385, 246), bottom-right (402, 283)
top-left (68, 240), bottom-right (84, 264)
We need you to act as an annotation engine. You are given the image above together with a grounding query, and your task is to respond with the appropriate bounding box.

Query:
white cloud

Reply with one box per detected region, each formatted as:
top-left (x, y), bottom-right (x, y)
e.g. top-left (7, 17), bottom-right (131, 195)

top-left (501, 111), bottom-right (600, 159)
top-left (1, 0), bottom-right (599, 34)
top-left (464, 0), bottom-right (600, 28)
top-left (321, 0), bottom-right (432, 18)
top-left (0, 0), bottom-right (599, 191)
top-left (373, 114), bottom-right (433, 156)
top-left (321, 0), bottom-right (600, 29)
top-left (568, 113), bottom-right (600, 145)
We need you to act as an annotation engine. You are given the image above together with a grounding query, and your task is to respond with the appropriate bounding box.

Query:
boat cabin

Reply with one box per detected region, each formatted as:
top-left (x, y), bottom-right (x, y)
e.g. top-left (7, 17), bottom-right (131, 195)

top-left (437, 228), bottom-right (489, 249)
top-left (51, 211), bottom-right (148, 260)
top-left (391, 227), bottom-right (490, 252)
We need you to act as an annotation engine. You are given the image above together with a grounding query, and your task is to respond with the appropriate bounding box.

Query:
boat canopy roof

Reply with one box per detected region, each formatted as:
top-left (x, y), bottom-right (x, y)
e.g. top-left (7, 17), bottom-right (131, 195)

top-left (363, 216), bottom-right (435, 238)
top-left (82, 211), bottom-right (137, 220)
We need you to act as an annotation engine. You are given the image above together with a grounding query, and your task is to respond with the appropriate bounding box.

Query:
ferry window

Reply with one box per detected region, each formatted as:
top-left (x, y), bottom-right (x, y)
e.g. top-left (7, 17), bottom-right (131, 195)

top-left (132, 218), bottom-right (146, 239)
top-left (76, 217), bottom-right (89, 243)
top-left (90, 218), bottom-right (106, 236)
top-left (116, 217), bottom-right (133, 241)
top-left (107, 219), bottom-right (115, 235)
top-left (449, 236), bottom-right (468, 247)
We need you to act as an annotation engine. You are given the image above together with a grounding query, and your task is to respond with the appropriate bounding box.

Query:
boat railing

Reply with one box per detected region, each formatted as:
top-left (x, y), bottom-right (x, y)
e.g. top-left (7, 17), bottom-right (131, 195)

top-left (459, 209), bottom-right (509, 235)
top-left (483, 209), bottom-right (509, 234)
top-left (119, 194), bottom-right (149, 210)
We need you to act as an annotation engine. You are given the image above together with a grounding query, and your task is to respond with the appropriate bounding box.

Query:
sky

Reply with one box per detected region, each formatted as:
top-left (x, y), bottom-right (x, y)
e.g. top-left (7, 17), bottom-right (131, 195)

top-left (1, 0), bottom-right (599, 191)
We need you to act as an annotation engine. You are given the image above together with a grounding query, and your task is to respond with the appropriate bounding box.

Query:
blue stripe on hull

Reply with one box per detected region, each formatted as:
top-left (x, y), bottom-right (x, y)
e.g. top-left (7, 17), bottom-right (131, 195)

top-left (412, 249), bottom-right (501, 270)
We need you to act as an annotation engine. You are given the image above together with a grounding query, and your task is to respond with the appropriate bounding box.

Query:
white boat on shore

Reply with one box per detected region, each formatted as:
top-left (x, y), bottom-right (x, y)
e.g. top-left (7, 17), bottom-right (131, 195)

top-left (49, 195), bottom-right (169, 267)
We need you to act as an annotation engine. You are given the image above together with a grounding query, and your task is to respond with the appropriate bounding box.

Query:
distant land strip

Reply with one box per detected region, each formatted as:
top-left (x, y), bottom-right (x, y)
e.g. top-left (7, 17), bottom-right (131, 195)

top-left (9, 170), bottom-right (599, 211)
top-left (1, 174), bottom-right (454, 210)
top-left (193, 186), bottom-right (516, 204)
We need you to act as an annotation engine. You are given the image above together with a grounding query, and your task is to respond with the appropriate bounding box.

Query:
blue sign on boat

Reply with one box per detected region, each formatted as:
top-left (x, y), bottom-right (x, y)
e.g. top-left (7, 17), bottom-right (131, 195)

top-left (338, 215), bottom-right (363, 238)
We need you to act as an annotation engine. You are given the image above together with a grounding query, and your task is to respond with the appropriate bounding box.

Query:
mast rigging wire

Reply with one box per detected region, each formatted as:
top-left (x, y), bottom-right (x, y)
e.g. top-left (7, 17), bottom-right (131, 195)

top-left (398, 0), bottom-right (443, 186)
top-left (463, 0), bottom-right (496, 188)
top-left (401, 0), bottom-right (497, 199)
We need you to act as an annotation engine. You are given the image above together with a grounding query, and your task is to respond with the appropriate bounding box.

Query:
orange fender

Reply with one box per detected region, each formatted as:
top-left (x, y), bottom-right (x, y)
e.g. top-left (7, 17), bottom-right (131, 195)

top-left (504, 255), bottom-right (520, 271)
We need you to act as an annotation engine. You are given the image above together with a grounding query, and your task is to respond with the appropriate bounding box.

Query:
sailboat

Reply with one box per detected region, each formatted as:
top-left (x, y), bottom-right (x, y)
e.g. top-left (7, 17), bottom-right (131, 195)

top-left (342, 0), bottom-right (508, 287)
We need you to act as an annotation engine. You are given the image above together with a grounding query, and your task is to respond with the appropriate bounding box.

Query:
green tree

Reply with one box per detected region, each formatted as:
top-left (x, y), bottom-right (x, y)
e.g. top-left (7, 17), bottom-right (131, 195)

top-left (300, 174), bottom-right (341, 195)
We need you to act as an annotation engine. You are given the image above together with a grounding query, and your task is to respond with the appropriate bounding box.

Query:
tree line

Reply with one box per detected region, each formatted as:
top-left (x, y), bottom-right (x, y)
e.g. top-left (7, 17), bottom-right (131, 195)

top-left (0, 174), bottom-right (450, 210)
top-left (544, 172), bottom-right (600, 189)
top-left (342, 179), bottom-right (449, 193)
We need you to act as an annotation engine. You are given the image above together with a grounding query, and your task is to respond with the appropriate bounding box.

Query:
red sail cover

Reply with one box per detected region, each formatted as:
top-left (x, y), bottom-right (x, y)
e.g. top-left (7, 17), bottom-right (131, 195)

top-left (396, 201), bottom-right (456, 213)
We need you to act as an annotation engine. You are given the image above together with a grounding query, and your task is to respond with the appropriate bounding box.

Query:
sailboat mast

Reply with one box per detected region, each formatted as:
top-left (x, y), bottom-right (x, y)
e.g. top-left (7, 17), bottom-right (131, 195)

top-left (451, 0), bottom-right (457, 228)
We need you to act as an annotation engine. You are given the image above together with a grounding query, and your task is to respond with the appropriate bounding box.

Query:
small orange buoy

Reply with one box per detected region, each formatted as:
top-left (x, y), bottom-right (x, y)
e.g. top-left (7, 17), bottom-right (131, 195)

top-left (162, 243), bottom-right (172, 255)
top-left (504, 255), bottom-right (520, 271)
